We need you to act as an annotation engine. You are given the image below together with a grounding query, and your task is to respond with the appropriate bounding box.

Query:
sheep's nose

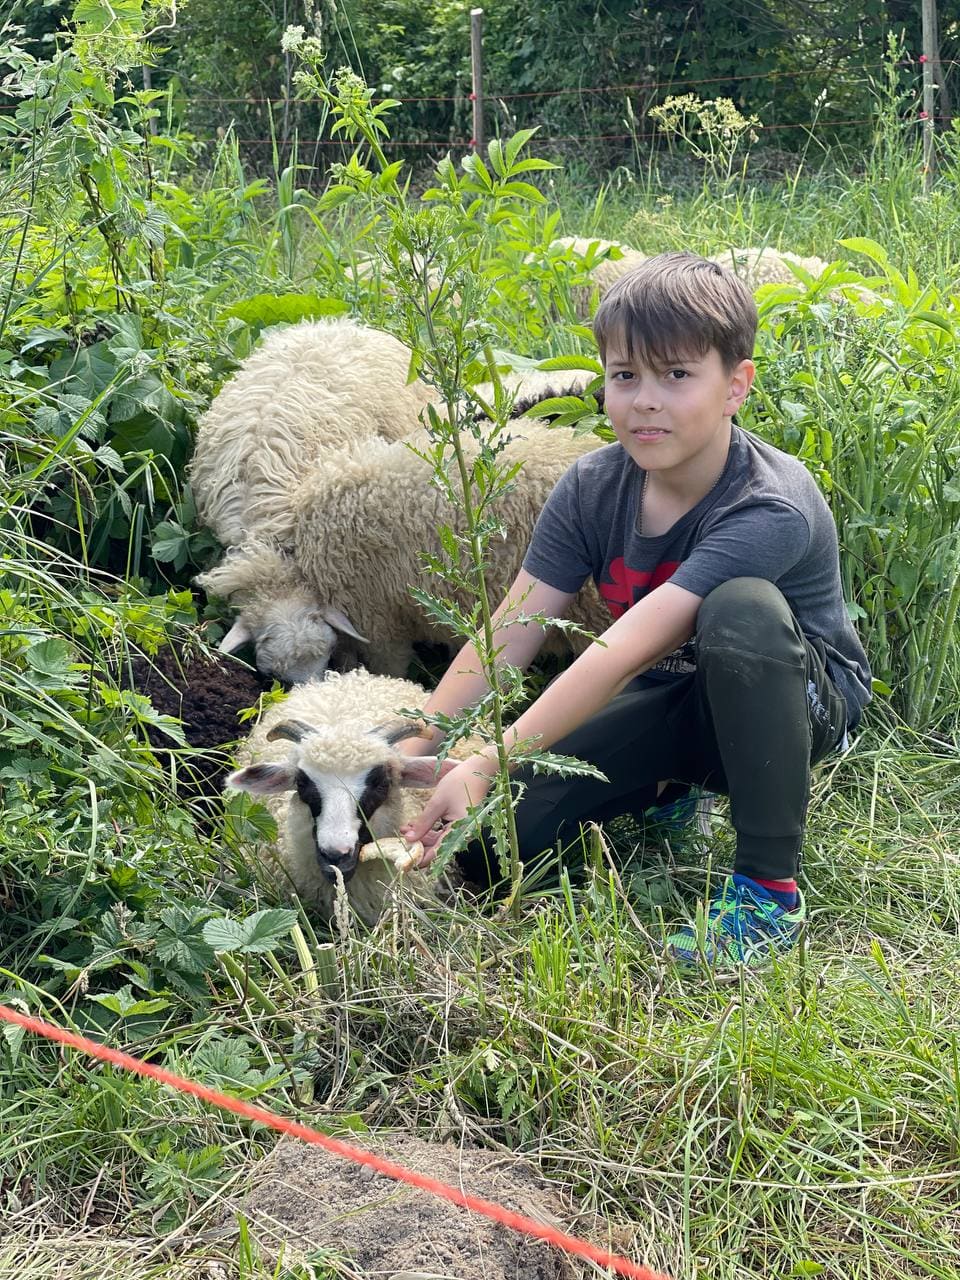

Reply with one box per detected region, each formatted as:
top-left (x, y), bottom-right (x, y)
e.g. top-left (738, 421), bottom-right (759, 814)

top-left (316, 844), bottom-right (359, 884)
top-left (326, 842), bottom-right (355, 858)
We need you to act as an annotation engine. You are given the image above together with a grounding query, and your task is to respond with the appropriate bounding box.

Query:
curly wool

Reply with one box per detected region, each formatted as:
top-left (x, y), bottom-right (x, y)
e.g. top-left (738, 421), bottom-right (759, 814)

top-left (709, 246), bottom-right (830, 289)
top-left (235, 671), bottom-right (480, 924)
top-left (292, 420), bottom-right (612, 677)
top-left (189, 318), bottom-right (437, 547)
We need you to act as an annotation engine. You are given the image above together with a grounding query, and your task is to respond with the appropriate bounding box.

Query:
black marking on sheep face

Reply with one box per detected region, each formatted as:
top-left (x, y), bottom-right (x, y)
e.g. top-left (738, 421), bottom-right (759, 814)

top-left (294, 763), bottom-right (393, 886)
top-left (356, 764), bottom-right (392, 848)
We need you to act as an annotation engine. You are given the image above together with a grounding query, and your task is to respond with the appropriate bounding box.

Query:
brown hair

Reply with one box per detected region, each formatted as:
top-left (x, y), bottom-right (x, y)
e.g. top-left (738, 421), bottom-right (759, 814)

top-left (593, 251), bottom-right (757, 371)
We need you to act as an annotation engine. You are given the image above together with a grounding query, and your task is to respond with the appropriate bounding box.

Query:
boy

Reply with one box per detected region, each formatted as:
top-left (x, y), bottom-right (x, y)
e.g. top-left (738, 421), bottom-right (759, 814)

top-left (400, 251), bottom-right (871, 969)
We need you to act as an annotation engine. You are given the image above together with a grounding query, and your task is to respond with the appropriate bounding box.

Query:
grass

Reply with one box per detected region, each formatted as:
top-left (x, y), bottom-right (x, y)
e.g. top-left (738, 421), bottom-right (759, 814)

top-left (4, 32), bottom-right (960, 1276)
top-left (4, 731), bottom-right (960, 1278)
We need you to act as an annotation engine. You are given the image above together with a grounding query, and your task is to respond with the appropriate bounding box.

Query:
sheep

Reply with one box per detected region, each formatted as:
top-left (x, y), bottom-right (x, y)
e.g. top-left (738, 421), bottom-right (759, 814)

top-left (197, 542), bottom-right (371, 683)
top-left (201, 372), bottom-right (608, 683)
top-left (225, 669), bottom-right (478, 925)
top-left (548, 236), bottom-right (648, 316)
top-left (288, 418), bottom-right (611, 679)
top-left (708, 246), bottom-right (831, 290)
top-left (189, 317), bottom-right (437, 548)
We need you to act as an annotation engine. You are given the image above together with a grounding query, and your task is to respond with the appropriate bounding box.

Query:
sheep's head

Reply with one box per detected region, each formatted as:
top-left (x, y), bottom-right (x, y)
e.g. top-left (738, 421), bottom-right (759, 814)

top-left (197, 546), bottom-right (368, 684)
top-left (226, 718), bottom-right (451, 884)
top-left (218, 597), bottom-right (368, 685)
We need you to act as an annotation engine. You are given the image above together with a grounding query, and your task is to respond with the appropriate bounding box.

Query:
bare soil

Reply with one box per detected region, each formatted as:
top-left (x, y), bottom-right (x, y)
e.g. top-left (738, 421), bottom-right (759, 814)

top-left (234, 1134), bottom-right (585, 1280)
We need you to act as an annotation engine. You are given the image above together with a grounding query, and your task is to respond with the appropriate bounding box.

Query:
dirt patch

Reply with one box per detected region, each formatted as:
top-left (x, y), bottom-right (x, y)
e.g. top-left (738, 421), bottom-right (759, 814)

top-left (234, 1134), bottom-right (585, 1279)
top-left (123, 643), bottom-right (269, 822)
top-left (125, 644), bottom-right (268, 749)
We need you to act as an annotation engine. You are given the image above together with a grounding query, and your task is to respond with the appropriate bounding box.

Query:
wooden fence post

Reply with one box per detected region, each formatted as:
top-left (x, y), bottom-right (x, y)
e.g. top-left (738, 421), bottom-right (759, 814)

top-left (921, 0), bottom-right (938, 191)
top-left (471, 8), bottom-right (484, 153)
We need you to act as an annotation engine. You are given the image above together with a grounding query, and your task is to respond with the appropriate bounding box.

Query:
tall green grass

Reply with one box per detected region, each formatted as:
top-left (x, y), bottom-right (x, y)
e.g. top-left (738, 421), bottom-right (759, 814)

top-left (3, 10), bottom-right (960, 1279)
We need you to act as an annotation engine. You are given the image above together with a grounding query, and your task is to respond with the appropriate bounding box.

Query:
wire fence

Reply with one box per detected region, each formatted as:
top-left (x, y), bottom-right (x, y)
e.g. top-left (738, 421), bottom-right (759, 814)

top-left (2, 55), bottom-right (955, 178)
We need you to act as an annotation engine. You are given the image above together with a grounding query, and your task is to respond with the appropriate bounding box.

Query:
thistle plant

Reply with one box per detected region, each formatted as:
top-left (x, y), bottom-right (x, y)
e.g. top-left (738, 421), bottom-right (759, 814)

top-left (287, 43), bottom-right (604, 905)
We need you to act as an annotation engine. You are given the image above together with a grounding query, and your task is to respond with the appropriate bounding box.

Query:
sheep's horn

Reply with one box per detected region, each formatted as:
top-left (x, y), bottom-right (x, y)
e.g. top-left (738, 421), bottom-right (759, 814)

top-left (266, 719), bottom-right (318, 743)
top-left (374, 719), bottom-right (424, 745)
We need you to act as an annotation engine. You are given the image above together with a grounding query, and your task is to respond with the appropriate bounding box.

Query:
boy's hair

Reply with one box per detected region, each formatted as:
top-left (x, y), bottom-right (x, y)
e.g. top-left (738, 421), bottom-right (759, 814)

top-left (593, 251), bottom-right (758, 371)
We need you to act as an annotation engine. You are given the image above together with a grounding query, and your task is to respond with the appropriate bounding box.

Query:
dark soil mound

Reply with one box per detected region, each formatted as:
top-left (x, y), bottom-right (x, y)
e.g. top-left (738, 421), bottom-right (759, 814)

top-left (123, 643), bottom-right (270, 820)
top-left (235, 1134), bottom-right (584, 1279)
top-left (126, 644), bottom-right (268, 749)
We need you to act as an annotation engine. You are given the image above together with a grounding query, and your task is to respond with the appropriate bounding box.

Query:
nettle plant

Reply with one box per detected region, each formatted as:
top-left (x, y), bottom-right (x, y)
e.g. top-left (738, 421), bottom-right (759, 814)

top-left (287, 52), bottom-right (605, 902)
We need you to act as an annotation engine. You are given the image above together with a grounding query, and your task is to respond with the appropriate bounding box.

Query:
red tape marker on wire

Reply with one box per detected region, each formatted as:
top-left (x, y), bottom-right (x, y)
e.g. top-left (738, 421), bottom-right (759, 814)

top-left (0, 1003), bottom-right (672, 1280)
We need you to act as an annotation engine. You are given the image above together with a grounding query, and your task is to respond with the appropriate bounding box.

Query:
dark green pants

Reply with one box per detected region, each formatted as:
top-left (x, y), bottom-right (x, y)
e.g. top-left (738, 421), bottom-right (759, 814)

top-left (458, 577), bottom-right (848, 886)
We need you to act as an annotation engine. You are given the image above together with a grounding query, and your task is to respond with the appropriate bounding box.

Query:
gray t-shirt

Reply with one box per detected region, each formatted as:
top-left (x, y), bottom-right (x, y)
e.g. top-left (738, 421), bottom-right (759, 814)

top-left (523, 425), bottom-right (871, 727)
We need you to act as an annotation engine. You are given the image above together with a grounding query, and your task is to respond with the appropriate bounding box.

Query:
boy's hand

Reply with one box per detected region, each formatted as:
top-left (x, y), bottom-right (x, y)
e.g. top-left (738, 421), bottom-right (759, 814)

top-left (400, 753), bottom-right (497, 866)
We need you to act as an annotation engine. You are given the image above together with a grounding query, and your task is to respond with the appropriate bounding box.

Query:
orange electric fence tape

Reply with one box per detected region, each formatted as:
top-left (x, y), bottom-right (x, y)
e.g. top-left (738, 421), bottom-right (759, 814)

top-left (0, 1002), bottom-right (673, 1280)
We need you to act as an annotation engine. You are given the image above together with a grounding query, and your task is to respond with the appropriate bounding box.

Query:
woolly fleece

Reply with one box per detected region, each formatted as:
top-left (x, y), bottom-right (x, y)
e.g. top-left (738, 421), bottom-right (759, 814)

top-left (292, 420), bottom-right (612, 677)
top-left (235, 671), bottom-right (479, 924)
top-left (189, 318), bottom-right (436, 547)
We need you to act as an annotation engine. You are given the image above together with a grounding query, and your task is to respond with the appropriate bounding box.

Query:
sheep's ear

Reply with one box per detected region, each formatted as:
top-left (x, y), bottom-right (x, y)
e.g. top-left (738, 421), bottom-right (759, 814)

top-left (226, 763), bottom-right (296, 795)
top-left (219, 618), bottom-right (253, 654)
top-left (398, 756), bottom-right (460, 788)
top-left (321, 606), bottom-right (369, 644)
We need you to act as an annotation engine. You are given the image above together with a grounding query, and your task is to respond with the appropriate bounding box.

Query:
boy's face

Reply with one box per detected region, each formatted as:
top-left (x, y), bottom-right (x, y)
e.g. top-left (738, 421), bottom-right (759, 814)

top-left (603, 337), bottom-right (754, 477)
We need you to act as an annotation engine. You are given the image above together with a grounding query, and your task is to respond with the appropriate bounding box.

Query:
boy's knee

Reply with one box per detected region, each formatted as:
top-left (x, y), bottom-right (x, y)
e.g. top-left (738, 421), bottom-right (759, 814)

top-left (697, 577), bottom-right (801, 663)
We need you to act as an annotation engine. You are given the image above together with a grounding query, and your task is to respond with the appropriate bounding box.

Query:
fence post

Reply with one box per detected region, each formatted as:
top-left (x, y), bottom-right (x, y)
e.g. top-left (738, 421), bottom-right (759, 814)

top-left (921, 0), bottom-right (938, 191)
top-left (470, 8), bottom-right (484, 153)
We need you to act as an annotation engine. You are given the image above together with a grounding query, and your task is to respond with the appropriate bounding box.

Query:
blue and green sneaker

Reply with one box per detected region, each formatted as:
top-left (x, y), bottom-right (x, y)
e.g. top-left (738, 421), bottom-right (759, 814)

top-left (644, 786), bottom-right (713, 839)
top-left (664, 874), bottom-right (806, 970)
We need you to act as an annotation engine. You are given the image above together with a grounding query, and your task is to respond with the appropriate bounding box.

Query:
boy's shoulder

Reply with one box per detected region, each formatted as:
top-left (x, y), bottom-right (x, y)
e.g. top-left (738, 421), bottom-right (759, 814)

top-left (727, 426), bottom-right (827, 509)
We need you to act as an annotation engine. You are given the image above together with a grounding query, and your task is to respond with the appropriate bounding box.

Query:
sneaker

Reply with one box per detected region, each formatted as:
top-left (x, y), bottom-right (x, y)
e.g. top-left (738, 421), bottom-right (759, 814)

top-left (644, 786), bottom-right (713, 839)
top-left (664, 874), bottom-right (806, 970)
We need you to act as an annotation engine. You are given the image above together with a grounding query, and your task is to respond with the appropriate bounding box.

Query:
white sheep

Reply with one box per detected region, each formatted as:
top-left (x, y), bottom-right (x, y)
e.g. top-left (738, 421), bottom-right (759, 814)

top-left (225, 669), bottom-right (474, 924)
top-left (708, 246), bottom-right (831, 290)
top-left (201, 376), bottom-right (608, 682)
top-left (287, 418), bottom-right (611, 679)
top-left (189, 317), bottom-right (437, 548)
top-left (549, 236), bottom-right (648, 315)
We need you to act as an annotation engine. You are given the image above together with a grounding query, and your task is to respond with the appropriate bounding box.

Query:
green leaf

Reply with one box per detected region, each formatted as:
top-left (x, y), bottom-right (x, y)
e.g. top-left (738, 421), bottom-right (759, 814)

top-left (91, 985), bottom-right (171, 1017)
top-left (24, 638), bottom-right (73, 677)
top-left (150, 521), bottom-right (189, 564)
top-left (202, 916), bottom-right (250, 953)
top-left (222, 294), bottom-right (350, 328)
top-left (522, 395), bottom-right (589, 419)
top-left (534, 355), bottom-right (604, 375)
top-left (223, 791), bottom-right (278, 843)
top-left (496, 181), bottom-right (545, 204)
top-left (155, 908), bottom-right (216, 974)
top-left (910, 310), bottom-right (955, 337)
top-left (838, 237), bottom-right (890, 269)
top-left (203, 909), bottom-right (297, 955)
top-left (788, 1264), bottom-right (826, 1277)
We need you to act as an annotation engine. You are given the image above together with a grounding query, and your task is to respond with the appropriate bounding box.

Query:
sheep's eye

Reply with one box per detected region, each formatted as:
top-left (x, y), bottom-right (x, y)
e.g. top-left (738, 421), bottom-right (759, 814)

top-left (295, 771), bottom-right (324, 816)
top-left (357, 764), bottom-right (390, 820)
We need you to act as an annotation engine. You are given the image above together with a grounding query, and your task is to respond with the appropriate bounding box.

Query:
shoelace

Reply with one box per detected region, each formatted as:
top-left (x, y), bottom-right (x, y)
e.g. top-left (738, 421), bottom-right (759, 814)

top-left (708, 880), bottom-right (780, 945)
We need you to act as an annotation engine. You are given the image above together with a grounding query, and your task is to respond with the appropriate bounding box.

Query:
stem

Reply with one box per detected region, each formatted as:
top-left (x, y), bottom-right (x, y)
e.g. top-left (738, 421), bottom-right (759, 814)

top-left (912, 545), bottom-right (960, 727)
top-left (217, 953), bottom-right (296, 1032)
top-left (420, 278), bottom-right (523, 912)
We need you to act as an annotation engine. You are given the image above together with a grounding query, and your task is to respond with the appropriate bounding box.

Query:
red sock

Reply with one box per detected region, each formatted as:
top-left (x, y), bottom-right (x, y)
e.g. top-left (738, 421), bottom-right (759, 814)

top-left (749, 876), bottom-right (798, 908)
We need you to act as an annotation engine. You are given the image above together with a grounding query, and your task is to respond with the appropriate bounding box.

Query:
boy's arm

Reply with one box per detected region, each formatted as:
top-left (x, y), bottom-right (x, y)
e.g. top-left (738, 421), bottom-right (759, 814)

top-left (397, 569), bottom-right (577, 755)
top-left (403, 580), bottom-right (702, 850)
